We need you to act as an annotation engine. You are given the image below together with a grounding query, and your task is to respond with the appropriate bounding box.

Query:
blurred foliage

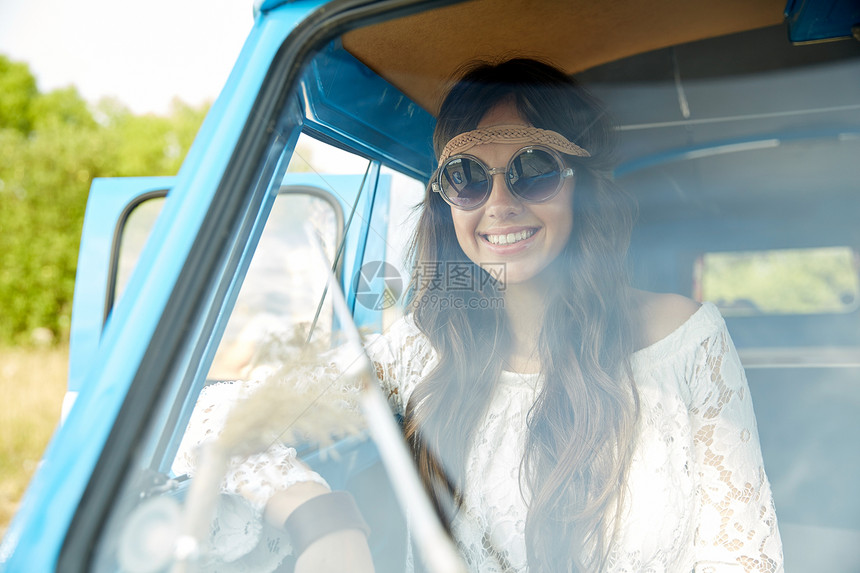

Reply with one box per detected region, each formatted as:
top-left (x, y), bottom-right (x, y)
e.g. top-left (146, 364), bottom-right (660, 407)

top-left (702, 247), bottom-right (860, 315)
top-left (0, 56), bottom-right (38, 133)
top-left (0, 54), bottom-right (209, 346)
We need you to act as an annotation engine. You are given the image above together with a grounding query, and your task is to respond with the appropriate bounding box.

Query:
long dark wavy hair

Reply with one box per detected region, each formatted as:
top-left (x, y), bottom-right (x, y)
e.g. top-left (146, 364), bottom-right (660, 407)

top-left (403, 58), bottom-right (640, 572)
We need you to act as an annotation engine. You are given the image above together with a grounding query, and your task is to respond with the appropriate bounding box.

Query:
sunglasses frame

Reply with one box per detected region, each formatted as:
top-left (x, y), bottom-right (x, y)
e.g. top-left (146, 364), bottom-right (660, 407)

top-left (431, 145), bottom-right (575, 210)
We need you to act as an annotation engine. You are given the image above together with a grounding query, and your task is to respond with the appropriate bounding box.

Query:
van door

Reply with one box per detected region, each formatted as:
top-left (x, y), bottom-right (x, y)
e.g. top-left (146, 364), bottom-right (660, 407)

top-left (65, 170), bottom-right (391, 416)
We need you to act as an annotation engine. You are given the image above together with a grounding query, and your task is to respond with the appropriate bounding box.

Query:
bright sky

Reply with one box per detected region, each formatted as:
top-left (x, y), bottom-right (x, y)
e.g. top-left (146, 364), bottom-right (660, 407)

top-left (0, 0), bottom-right (254, 115)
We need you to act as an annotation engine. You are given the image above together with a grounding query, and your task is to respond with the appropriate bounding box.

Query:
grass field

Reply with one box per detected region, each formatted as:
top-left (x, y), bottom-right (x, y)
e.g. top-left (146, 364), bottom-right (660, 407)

top-left (0, 346), bottom-right (67, 540)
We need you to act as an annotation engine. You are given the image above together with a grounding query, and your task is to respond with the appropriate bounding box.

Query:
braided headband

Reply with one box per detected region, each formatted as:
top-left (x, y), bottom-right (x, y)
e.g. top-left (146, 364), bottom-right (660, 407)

top-left (438, 124), bottom-right (590, 164)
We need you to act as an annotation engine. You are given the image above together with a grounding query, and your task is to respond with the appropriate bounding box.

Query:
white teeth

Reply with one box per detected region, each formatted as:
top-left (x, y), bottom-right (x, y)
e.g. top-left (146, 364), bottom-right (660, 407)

top-left (485, 229), bottom-right (536, 245)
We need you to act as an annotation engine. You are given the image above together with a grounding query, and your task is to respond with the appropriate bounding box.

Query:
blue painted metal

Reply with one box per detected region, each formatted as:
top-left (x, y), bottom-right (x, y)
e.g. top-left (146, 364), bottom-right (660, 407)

top-left (67, 177), bottom-right (174, 395)
top-left (150, 124), bottom-right (304, 477)
top-left (342, 164), bottom-right (381, 312)
top-left (785, 0), bottom-right (860, 43)
top-left (0, 3), bottom-right (327, 570)
top-left (301, 41), bottom-right (437, 180)
top-left (351, 175), bottom-right (393, 331)
top-left (255, 0), bottom-right (293, 16)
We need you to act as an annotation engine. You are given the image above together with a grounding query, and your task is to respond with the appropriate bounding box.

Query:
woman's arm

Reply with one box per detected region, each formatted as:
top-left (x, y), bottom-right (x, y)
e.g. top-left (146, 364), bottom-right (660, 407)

top-left (174, 379), bottom-right (375, 572)
top-left (172, 316), bottom-right (429, 571)
top-left (265, 482), bottom-right (374, 573)
top-left (688, 325), bottom-right (784, 572)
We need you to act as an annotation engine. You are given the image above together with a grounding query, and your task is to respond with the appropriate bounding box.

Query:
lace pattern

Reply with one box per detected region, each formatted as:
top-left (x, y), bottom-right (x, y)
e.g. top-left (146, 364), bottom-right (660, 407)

top-left (174, 304), bottom-right (783, 572)
top-left (171, 318), bottom-right (437, 571)
top-left (173, 378), bottom-right (329, 571)
top-left (687, 331), bottom-right (782, 572)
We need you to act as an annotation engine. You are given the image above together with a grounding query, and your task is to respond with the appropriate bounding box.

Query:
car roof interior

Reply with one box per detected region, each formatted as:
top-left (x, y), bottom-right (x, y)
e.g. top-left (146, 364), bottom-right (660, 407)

top-left (342, 0), bottom-right (787, 115)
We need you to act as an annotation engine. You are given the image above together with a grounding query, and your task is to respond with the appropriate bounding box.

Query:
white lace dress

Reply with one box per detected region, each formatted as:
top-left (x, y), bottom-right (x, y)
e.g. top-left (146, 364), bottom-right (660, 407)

top-left (175, 302), bottom-right (783, 572)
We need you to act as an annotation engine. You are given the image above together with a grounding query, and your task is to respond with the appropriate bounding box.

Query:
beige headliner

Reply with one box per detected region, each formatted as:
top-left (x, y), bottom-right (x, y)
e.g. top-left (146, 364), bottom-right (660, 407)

top-left (342, 0), bottom-right (785, 114)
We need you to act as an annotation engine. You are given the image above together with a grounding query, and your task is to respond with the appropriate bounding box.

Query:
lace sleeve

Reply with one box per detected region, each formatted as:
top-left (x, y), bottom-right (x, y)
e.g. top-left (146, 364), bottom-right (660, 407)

top-left (689, 327), bottom-right (784, 572)
top-left (172, 378), bottom-right (330, 508)
top-left (171, 378), bottom-right (330, 571)
top-left (170, 316), bottom-right (432, 570)
top-left (173, 315), bottom-right (433, 501)
top-left (364, 314), bottom-right (437, 414)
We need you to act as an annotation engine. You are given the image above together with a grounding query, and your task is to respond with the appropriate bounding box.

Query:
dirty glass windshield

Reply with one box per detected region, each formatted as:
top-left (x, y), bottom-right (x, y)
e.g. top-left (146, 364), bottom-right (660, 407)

top-left (84, 7), bottom-right (860, 573)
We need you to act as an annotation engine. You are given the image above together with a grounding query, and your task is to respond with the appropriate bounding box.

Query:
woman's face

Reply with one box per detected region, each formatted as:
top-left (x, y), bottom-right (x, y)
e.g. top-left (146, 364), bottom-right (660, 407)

top-left (449, 101), bottom-right (575, 288)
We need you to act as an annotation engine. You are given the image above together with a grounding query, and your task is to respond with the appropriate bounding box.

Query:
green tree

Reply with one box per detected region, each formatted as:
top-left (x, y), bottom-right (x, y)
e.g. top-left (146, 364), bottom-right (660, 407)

top-left (0, 55), bottom-right (38, 133)
top-left (95, 97), bottom-right (209, 176)
top-left (0, 54), bottom-right (209, 345)
top-left (31, 87), bottom-right (97, 131)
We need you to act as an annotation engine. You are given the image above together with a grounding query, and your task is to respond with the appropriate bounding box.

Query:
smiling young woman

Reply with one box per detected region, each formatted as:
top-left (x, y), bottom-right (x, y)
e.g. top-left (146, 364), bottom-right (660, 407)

top-left (402, 58), bottom-right (783, 572)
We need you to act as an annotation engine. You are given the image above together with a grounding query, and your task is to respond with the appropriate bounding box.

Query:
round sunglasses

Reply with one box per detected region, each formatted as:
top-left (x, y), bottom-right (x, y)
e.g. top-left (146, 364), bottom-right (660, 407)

top-left (432, 146), bottom-right (574, 210)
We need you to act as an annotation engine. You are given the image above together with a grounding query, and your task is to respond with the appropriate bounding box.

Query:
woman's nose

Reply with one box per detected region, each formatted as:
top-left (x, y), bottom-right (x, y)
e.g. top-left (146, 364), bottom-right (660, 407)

top-left (483, 173), bottom-right (522, 218)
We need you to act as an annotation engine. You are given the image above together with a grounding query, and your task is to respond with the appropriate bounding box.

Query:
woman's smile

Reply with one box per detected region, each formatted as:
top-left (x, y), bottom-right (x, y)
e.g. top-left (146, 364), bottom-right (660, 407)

top-left (450, 101), bottom-right (574, 287)
top-left (480, 226), bottom-right (539, 248)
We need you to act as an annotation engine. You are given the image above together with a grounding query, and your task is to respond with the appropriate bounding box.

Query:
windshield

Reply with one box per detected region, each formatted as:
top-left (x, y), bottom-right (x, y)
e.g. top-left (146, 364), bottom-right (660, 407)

top-left (81, 5), bottom-right (860, 573)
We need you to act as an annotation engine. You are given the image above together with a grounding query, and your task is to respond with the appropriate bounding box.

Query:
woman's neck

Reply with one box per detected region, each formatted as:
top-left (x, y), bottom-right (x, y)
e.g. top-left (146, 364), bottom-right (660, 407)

top-left (502, 280), bottom-right (548, 373)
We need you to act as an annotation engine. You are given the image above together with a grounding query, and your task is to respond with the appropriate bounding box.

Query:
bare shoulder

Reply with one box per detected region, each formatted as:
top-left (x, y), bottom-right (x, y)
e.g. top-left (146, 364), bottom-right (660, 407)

top-left (630, 289), bottom-right (701, 349)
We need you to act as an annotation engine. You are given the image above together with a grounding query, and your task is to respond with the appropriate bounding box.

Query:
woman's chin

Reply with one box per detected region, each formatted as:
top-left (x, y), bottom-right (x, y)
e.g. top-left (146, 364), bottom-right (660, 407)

top-left (482, 263), bottom-right (551, 291)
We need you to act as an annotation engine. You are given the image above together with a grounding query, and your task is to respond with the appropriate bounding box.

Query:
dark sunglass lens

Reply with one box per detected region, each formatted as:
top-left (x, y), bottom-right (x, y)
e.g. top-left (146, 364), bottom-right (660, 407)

top-left (508, 149), bottom-right (562, 202)
top-left (441, 158), bottom-right (489, 208)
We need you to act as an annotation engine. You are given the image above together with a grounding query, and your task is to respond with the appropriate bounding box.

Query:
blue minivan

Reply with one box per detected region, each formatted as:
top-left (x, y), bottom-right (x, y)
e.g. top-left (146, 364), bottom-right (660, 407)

top-left (2, 0), bottom-right (860, 571)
